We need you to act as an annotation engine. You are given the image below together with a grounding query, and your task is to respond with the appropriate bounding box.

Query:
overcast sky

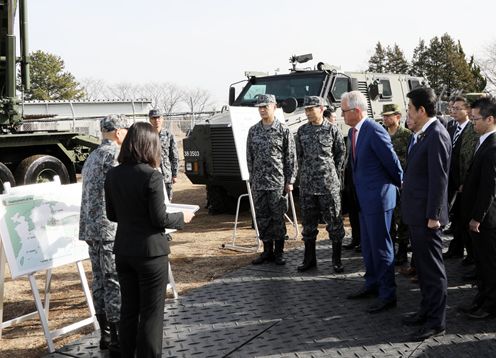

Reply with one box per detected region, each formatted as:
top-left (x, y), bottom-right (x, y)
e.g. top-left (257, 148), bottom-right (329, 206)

top-left (26, 0), bottom-right (495, 107)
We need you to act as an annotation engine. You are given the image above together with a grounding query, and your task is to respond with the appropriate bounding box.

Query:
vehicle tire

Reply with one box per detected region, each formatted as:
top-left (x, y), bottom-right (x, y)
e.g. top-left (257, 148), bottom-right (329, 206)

top-left (206, 184), bottom-right (246, 215)
top-left (0, 162), bottom-right (15, 193)
top-left (15, 155), bottom-right (70, 185)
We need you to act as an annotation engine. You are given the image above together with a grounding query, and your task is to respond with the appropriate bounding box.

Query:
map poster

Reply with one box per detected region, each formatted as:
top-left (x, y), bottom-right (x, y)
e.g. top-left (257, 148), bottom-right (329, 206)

top-left (0, 182), bottom-right (89, 278)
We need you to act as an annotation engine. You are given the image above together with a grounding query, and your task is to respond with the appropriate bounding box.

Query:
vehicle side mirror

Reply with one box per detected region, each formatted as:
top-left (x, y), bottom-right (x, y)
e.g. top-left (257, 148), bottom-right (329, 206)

top-left (281, 97), bottom-right (298, 113)
top-left (229, 87), bottom-right (235, 106)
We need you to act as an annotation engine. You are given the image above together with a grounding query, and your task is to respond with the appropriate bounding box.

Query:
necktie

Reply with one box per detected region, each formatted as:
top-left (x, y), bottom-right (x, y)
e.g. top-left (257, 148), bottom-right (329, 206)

top-left (352, 128), bottom-right (357, 160)
top-left (452, 124), bottom-right (462, 145)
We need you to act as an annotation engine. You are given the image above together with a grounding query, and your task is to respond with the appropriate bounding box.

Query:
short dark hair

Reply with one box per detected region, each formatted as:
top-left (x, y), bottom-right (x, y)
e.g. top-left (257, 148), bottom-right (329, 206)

top-left (118, 122), bottom-right (161, 168)
top-left (323, 109), bottom-right (334, 118)
top-left (453, 96), bottom-right (468, 107)
top-left (471, 97), bottom-right (496, 119)
top-left (407, 87), bottom-right (437, 117)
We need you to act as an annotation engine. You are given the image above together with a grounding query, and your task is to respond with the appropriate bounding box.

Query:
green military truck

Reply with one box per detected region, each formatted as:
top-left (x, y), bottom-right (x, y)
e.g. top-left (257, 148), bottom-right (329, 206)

top-left (0, 0), bottom-right (99, 192)
top-left (183, 54), bottom-right (426, 214)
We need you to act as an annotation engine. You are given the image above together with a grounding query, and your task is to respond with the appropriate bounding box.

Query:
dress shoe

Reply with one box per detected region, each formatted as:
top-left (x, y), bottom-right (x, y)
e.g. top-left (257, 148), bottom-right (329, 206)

top-left (410, 326), bottom-right (445, 341)
top-left (367, 298), bottom-right (397, 314)
top-left (461, 257), bottom-right (474, 266)
top-left (346, 287), bottom-right (377, 299)
top-left (457, 302), bottom-right (480, 314)
top-left (466, 308), bottom-right (495, 320)
top-left (402, 312), bottom-right (426, 326)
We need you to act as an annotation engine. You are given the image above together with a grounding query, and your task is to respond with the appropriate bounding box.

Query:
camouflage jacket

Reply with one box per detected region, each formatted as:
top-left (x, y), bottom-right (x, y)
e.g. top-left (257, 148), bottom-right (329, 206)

top-left (296, 119), bottom-right (346, 195)
top-left (389, 125), bottom-right (412, 171)
top-left (247, 119), bottom-right (297, 191)
top-left (459, 121), bottom-right (480, 185)
top-left (79, 139), bottom-right (119, 242)
top-left (159, 128), bottom-right (179, 183)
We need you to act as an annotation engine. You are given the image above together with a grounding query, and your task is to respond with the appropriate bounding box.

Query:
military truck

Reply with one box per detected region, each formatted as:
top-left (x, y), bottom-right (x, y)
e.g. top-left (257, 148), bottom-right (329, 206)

top-left (183, 54), bottom-right (426, 214)
top-left (0, 0), bottom-right (101, 192)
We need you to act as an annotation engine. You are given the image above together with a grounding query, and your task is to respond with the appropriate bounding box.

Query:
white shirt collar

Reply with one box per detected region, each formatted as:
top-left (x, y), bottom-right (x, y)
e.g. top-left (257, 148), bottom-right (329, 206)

top-left (354, 117), bottom-right (367, 135)
top-left (479, 129), bottom-right (496, 147)
top-left (457, 119), bottom-right (469, 131)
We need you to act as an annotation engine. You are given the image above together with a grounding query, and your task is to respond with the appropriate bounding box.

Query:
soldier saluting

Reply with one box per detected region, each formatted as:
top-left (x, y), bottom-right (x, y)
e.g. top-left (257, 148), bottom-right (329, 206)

top-left (296, 96), bottom-right (346, 273)
top-left (247, 94), bottom-right (297, 265)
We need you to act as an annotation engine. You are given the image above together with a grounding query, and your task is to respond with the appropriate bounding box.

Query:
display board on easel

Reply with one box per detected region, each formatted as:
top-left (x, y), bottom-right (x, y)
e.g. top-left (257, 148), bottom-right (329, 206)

top-left (0, 178), bottom-right (97, 352)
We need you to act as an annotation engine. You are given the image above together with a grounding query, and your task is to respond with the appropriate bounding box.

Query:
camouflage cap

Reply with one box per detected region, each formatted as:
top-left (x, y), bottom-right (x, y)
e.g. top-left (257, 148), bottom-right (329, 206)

top-left (100, 114), bottom-right (130, 132)
top-left (303, 96), bottom-right (324, 108)
top-left (148, 108), bottom-right (162, 118)
top-left (381, 103), bottom-right (401, 115)
top-left (254, 94), bottom-right (277, 107)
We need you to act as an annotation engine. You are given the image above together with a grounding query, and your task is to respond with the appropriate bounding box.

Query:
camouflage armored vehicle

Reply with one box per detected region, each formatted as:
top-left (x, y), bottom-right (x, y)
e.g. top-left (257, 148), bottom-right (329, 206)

top-left (0, 0), bottom-right (100, 192)
top-left (183, 54), bottom-right (426, 214)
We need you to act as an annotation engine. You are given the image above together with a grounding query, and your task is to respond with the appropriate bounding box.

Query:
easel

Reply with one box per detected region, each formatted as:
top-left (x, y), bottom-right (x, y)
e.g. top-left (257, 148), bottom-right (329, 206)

top-left (0, 178), bottom-right (97, 352)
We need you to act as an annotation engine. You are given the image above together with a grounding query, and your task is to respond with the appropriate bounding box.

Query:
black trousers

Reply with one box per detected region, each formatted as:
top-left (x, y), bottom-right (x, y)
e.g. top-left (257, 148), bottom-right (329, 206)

top-left (409, 225), bottom-right (447, 329)
top-left (471, 228), bottom-right (496, 314)
top-left (116, 254), bottom-right (168, 358)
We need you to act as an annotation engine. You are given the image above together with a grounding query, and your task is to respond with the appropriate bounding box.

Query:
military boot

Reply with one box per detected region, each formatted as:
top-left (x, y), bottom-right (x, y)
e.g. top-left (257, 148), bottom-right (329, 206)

top-left (274, 240), bottom-right (286, 265)
top-left (108, 321), bottom-right (120, 357)
top-left (95, 313), bottom-right (110, 350)
top-left (395, 242), bottom-right (408, 266)
top-left (297, 240), bottom-right (317, 272)
top-left (332, 240), bottom-right (344, 273)
top-left (252, 241), bottom-right (274, 265)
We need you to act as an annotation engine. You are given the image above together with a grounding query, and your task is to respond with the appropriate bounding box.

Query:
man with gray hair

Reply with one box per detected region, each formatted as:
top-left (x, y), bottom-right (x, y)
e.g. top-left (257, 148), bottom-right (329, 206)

top-left (342, 91), bottom-right (403, 315)
top-left (296, 96), bottom-right (346, 273)
top-left (79, 114), bottom-right (130, 353)
top-left (247, 94), bottom-right (297, 265)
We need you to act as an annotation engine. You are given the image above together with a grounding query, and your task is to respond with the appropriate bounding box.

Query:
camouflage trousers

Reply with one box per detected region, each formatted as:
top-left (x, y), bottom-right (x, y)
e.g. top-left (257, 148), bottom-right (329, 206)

top-left (391, 193), bottom-right (409, 245)
top-left (253, 190), bottom-right (287, 243)
top-left (165, 183), bottom-right (173, 202)
top-left (300, 192), bottom-right (345, 242)
top-left (88, 241), bottom-right (121, 323)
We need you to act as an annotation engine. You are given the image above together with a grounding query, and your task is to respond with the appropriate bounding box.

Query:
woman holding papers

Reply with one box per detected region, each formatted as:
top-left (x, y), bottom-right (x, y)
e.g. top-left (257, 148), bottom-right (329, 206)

top-left (105, 122), bottom-right (194, 358)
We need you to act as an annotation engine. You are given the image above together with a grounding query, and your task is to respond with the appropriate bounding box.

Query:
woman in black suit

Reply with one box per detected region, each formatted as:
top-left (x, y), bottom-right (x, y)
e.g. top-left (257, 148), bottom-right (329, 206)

top-left (105, 122), bottom-right (193, 358)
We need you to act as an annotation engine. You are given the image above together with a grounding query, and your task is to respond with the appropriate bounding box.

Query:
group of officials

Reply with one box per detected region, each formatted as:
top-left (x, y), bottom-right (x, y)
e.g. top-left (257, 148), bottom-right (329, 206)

top-left (77, 86), bottom-right (496, 356)
top-left (247, 88), bottom-right (496, 342)
top-left (78, 110), bottom-right (187, 358)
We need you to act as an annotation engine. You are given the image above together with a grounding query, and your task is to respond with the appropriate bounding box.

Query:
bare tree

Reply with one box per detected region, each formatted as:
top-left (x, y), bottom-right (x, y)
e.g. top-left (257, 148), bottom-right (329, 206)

top-left (478, 41), bottom-right (496, 93)
top-left (107, 82), bottom-right (142, 100)
top-left (80, 78), bottom-right (110, 100)
top-left (182, 87), bottom-right (213, 113)
top-left (140, 82), bottom-right (183, 114)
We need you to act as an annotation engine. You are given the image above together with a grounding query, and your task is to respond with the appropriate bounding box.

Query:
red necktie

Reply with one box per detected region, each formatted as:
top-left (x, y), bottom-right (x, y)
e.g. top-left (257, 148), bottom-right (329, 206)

top-left (352, 128), bottom-right (357, 160)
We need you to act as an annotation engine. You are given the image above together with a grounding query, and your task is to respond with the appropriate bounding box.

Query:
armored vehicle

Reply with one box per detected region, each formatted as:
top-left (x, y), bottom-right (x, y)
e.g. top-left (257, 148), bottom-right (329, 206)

top-left (183, 54), bottom-right (426, 213)
top-left (0, 0), bottom-right (102, 192)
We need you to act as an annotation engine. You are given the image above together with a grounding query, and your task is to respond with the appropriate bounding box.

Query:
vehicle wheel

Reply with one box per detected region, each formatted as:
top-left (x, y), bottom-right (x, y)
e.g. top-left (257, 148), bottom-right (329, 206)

top-left (206, 184), bottom-right (246, 215)
top-left (0, 162), bottom-right (15, 193)
top-left (15, 155), bottom-right (70, 185)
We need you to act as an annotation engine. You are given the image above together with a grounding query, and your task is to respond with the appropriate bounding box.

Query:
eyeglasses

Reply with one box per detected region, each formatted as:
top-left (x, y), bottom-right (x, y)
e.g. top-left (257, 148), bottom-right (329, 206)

top-left (341, 108), bottom-right (356, 114)
top-left (452, 107), bottom-right (466, 111)
top-left (471, 116), bottom-right (485, 121)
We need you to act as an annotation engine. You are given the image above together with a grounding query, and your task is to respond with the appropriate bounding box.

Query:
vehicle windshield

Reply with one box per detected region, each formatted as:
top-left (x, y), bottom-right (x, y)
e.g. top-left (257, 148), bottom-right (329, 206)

top-left (233, 73), bottom-right (327, 107)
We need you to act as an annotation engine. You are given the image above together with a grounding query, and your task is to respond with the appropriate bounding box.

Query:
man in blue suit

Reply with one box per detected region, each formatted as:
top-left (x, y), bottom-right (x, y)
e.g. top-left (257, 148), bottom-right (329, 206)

top-left (401, 87), bottom-right (451, 341)
top-left (342, 91), bottom-right (403, 314)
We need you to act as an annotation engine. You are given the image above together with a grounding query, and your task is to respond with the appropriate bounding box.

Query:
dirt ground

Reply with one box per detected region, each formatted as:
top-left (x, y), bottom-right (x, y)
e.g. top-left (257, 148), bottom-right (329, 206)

top-left (0, 172), bottom-right (313, 357)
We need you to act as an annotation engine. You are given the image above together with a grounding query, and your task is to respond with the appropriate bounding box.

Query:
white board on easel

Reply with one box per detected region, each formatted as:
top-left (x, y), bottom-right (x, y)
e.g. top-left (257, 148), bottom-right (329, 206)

top-left (0, 179), bottom-right (97, 352)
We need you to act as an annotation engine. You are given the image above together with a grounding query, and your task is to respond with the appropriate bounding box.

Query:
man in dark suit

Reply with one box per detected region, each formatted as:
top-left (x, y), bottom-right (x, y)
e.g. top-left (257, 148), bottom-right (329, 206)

top-left (401, 87), bottom-right (451, 341)
top-left (459, 97), bottom-right (496, 319)
top-left (444, 97), bottom-right (479, 264)
top-left (341, 91), bottom-right (403, 314)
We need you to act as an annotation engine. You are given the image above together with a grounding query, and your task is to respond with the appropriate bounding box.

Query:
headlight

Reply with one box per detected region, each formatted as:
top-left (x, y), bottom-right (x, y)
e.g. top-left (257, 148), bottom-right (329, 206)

top-left (185, 162), bottom-right (193, 171)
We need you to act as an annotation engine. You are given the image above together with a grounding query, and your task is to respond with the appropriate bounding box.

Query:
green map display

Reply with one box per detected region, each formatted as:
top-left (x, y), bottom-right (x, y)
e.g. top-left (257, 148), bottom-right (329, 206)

top-left (0, 183), bottom-right (88, 278)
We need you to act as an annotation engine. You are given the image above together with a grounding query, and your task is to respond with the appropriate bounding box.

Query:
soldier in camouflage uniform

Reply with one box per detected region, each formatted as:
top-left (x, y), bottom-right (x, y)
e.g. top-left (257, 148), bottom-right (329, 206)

top-left (382, 104), bottom-right (412, 266)
top-left (247, 94), bottom-right (297, 265)
top-left (296, 96), bottom-right (346, 273)
top-left (79, 114), bottom-right (129, 352)
top-left (149, 108), bottom-right (179, 201)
